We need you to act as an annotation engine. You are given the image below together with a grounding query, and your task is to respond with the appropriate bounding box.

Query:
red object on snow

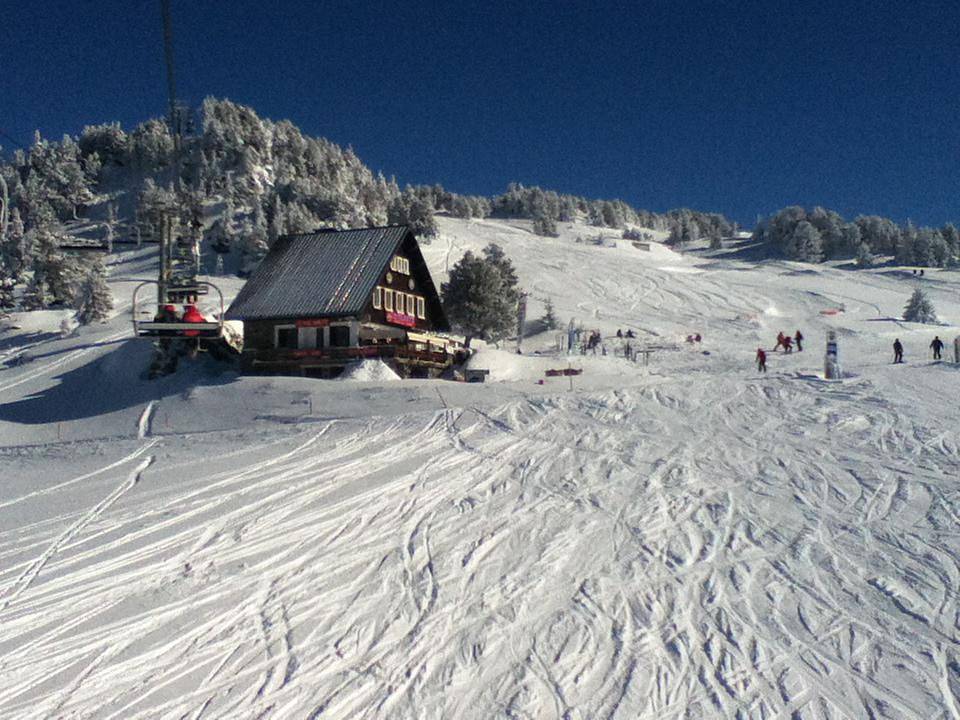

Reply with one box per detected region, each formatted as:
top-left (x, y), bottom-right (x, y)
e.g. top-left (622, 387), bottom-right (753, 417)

top-left (181, 305), bottom-right (206, 336)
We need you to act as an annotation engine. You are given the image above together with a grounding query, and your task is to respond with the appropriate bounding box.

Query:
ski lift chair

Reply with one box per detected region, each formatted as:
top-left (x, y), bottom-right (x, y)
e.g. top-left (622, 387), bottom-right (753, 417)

top-left (132, 280), bottom-right (225, 340)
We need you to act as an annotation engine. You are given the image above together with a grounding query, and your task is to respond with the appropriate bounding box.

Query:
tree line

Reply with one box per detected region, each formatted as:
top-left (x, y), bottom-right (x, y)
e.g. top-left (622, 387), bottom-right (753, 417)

top-left (0, 97), bottom-right (738, 319)
top-left (753, 206), bottom-right (960, 267)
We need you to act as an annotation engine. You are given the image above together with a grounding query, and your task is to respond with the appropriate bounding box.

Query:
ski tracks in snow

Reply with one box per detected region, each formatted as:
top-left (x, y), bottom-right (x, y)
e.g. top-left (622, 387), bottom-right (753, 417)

top-left (2, 377), bottom-right (960, 718)
top-left (0, 454), bottom-right (153, 613)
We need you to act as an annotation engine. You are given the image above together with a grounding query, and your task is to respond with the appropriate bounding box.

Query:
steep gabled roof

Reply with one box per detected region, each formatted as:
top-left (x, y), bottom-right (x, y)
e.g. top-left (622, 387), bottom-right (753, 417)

top-left (226, 225), bottom-right (418, 320)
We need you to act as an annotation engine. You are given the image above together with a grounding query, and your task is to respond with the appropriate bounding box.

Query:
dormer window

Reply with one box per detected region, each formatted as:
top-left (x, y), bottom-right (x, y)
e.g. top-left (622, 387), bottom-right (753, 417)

top-left (390, 256), bottom-right (410, 274)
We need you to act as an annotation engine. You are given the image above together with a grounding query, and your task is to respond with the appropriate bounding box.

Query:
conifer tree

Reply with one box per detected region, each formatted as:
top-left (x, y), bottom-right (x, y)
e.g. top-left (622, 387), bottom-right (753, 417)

top-left (542, 297), bottom-right (560, 330)
top-left (855, 242), bottom-right (875, 267)
top-left (532, 213), bottom-right (558, 237)
top-left (2, 208), bottom-right (25, 278)
top-left (0, 268), bottom-right (15, 314)
top-left (21, 273), bottom-right (50, 310)
top-left (239, 201), bottom-right (269, 275)
top-left (75, 257), bottom-right (113, 324)
top-left (441, 244), bottom-right (520, 347)
top-left (903, 287), bottom-right (937, 323)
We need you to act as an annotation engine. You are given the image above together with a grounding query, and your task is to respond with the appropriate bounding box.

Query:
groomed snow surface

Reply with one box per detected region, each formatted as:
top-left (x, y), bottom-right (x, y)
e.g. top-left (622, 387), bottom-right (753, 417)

top-left (1, 218), bottom-right (959, 719)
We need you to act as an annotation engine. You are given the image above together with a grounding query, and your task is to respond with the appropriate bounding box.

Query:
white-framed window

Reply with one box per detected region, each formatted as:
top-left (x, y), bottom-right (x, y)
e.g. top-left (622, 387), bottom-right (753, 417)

top-left (384, 288), bottom-right (394, 312)
top-left (406, 293), bottom-right (415, 316)
top-left (390, 256), bottom-right (410, 274)
top-left (416, 296), bottom-right (425, 319)
top-left (372, 286), bottom-right (382, 309)
top-left (402, 257), bottom-right (410, 274)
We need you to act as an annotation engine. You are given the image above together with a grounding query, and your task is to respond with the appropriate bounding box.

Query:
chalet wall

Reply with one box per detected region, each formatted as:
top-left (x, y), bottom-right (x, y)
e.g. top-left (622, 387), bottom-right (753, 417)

top-left (360, 244), bottom-right (436, 331)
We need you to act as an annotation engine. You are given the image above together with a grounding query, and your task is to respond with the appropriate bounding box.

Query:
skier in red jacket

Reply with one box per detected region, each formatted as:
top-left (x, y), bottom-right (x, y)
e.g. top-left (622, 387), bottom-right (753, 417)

top-left (756, 348), bottom-right (767, 373)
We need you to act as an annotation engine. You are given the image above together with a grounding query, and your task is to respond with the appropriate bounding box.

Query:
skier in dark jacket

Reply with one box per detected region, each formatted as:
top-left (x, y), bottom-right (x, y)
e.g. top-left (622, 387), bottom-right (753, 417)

top-left (931, 336), bottom-right (944, 360)
top-left (794, 330), bottom-right (803, 352)
top-left (893, 339), bottom-right (904, 363)
top-left (756, 348), bottom-right (767, 372)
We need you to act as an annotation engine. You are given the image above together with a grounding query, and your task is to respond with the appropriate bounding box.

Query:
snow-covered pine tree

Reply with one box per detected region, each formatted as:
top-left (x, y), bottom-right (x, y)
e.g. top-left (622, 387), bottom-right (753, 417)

top-left (441, 244), bottom-right (520, 347)
top-left (29, 225), bottom-right (79, 306)
top-left (387, 189), bottom-right (437, 239)
top-left (855, 242), bottom-right (875, 267)
top-left (903, 287), bottom-right (937, 323)
top-left (787, 221), bottom-right (823, 262)
top-left (0, 267), bottom-right (15, 314)
top-left (74, 257), bottom-right (113, 324)
top-left (532, 212), bottom-right (558, 237)
top-left (542, 297), bottom-right (560, 330)
top-left (941, 223), bottom-right (960, 260)
top-left (239, 200), bottom-right (269, 275)
top-left (895, 222), bottom-right (917, 266)
top-left (21, 273), bottom-right (50, 310)
top-left (2, 207), bottom-right (25, 278)
top-left (214, 254), bottom-right (224, 276)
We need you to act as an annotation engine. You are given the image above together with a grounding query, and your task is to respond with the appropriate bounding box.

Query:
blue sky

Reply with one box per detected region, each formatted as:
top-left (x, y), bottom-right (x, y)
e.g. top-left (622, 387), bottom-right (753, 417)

top-left (2, 0), bottom-right (959, 227)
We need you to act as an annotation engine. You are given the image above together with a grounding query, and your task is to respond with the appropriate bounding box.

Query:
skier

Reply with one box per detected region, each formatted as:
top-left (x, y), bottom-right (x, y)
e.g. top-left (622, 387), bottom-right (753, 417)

top-left (794, 330), bottom-right (803, 352)
top-left (783, 335), bottom-right (793, 353)
top-left (931, 335), bottom-right (944, 360)
top-left (616, 328), bottom-right (623, 338)
top-left (625, 329), bottom-right (635, 338)
top-left (775, 331), bottom-right (786, 351)
top-left (756, 348), bottom-right (767, 373)
top-left (893, 338), bottom-right (904, 364)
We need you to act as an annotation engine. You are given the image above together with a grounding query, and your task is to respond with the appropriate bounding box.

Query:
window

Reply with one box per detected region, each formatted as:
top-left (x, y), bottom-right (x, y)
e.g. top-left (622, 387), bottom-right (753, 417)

top-left (372, 286), bottom-right (382, 309)
top-left (402, 258), bottom-right (410, 274)
top-left (390, 256), bottom-right (410, 274)
top-left (416, 296), bottom-right (425, 319)
top-left (275, 325), bottom-right (297, 349)
top-left (298, 327), bottom-right (317, 349)
top-left (329, 325), bottom-right (350, 347)
top-left (406, 293), bottom-right (415, 316)
top-left (384, 288), bottom-right (394, 311)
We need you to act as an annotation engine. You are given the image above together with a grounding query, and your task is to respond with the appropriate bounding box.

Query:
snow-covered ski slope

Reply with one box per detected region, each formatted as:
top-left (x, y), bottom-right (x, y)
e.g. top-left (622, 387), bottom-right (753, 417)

top-left (1, 217), bottom-right (960, 719)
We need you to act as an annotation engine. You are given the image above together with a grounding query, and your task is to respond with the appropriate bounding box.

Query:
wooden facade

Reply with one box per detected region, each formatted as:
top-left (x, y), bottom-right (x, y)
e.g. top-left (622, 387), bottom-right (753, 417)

top-left (227, 226), bottom-right (457, 378)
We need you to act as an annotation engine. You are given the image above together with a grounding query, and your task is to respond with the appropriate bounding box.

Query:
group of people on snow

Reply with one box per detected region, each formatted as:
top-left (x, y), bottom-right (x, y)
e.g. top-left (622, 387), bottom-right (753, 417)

top-left (893, 336), bottom-right (946, 363)
top-left (756, 329), bottom-right (804, 372)
top-left (774, 330), bottom-right (803, 353)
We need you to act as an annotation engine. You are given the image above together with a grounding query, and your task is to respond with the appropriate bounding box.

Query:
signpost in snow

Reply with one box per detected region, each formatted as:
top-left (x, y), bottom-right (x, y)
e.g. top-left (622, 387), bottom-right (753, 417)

top-left (825, 330), bottom-right (840, 379)
top-left (954, 336), bottom-right (960, 364)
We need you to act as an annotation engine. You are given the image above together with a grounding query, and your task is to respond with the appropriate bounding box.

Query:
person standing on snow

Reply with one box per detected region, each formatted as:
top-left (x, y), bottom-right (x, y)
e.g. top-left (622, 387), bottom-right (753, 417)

top-left (756, 348), bottom-right (767, 372)
top-left (893, 338), bottom-right (904, 364)
top-left (782, 335), bottom-right (793, 353)
top-left (794, 330), bottom-right (803, 352)
top-left (931, 336), bottom-right (944, 360)
top-left (775, 332), bottom-right (785, 351)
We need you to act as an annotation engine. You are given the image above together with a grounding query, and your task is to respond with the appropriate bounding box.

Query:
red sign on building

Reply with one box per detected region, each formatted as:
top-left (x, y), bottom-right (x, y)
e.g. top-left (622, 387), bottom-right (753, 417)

top-left (296, 318), bottom-right (330, 328)
top-left (386, 311), bottom-right (416, 328)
